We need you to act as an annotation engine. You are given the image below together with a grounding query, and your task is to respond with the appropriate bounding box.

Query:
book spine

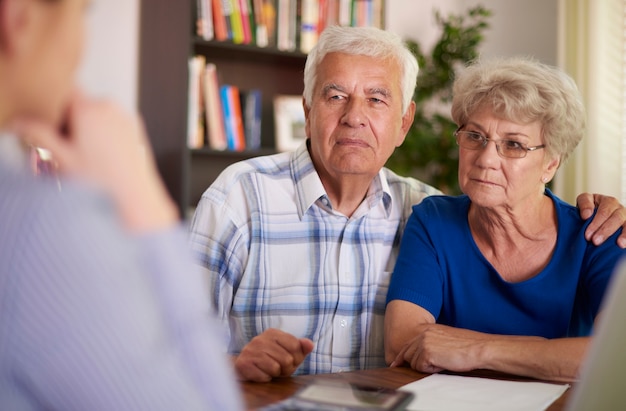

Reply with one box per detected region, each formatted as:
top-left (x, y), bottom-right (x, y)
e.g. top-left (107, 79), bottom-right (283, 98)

top-left (229, 86), bottom-right (247, 151)
top-left (204, 63), bottom-right (227, 150)
top-left (212, 0), bottom-right (229, 40)
top-left (263, 0), bottom-right (278, 47)
top-left (252, 0), bottom-right (269, 47)
top-left (300, 0), bottom-right (319, 53)
top-left (242, 89), bottom-right (262, 149)
top-left (338, 0), bottom-right (350, 26)
top-left (203, 0), bottom-right (215, 39)
top-left (220, 85), bottom-right (236, 150)
top-left (187, 56), bottom-right (206, 149)
top-left (238, 0), bottom-right (253, 44)
top-left (220, 0), bottom-right (234, 40)
top-left (230, 0), bottom-right (245, 43)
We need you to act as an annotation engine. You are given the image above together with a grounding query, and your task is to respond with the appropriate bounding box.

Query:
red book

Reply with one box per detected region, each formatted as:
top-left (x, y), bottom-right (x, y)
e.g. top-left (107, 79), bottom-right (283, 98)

top-left (212, 0), bottom-right (228, 40)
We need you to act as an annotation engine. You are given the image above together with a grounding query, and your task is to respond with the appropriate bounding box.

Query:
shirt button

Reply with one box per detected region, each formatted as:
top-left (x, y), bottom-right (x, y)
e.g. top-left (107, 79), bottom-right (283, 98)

top-left (340, 320), bottom-right (347, 327)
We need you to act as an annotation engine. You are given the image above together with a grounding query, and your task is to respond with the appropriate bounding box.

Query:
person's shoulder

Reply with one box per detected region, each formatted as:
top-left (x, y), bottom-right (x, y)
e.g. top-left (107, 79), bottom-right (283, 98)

top-left (211, 151), bottom-right (293, 189)
top-left (545, 189), bottom-right (586, 224)
top-left (414, 194), bottom-right (469, 213)
top-left (382, 167), bottom-right (442, 200)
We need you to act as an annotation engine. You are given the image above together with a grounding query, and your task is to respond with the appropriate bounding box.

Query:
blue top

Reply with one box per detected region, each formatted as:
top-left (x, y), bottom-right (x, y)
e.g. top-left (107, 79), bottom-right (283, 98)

top-left (0, 137), bottom-right (242, 411)
top-left (387, 190), bottom-right (626, 338)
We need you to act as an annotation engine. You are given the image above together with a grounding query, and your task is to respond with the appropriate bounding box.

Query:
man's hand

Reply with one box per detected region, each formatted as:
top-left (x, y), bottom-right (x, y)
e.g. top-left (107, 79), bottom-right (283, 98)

top-left (234, 328), bottom-right (314, 382)
top-left (576, 193), bottom-right (626, 248)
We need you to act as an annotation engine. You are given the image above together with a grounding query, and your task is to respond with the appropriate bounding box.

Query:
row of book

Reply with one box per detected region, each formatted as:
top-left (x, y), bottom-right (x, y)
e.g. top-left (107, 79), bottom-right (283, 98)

top-left (196, 0), bottom-right (385, 53)
top-left (187, 55), bottom-right (262, 151)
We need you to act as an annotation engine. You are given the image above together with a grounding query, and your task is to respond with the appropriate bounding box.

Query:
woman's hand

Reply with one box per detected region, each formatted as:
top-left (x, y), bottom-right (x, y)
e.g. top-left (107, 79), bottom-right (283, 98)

top-left (11, 90), bottom-right (178, 232)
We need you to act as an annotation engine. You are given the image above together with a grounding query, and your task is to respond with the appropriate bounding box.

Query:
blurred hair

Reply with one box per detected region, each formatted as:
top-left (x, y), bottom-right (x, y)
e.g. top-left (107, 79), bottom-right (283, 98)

top-left (451, 56), bottom-right (585, 165)
top-left (303, 25), bottom-right (418, 114)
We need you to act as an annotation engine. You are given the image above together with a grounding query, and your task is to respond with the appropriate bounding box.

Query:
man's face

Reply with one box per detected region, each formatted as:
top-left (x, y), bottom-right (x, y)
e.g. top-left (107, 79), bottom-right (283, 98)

top-left (304, 52), bottom-right (415, 185)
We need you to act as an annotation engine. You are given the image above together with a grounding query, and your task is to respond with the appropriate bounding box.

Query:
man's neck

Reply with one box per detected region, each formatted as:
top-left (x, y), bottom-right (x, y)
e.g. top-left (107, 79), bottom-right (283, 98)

top-left (320, 173), bottom-right (376, 217)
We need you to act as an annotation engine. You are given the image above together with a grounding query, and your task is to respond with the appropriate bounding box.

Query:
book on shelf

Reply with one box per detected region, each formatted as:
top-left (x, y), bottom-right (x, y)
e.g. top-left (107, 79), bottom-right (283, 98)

top-left (276, 0), bottom-right (298, 51)
top-left (219, 0), bottom-right (235, 41)
top-left (196, 0), bottom-right (214, 40)
top-left (241, 89), bottom-right (263, 150)
top-left (229, 0), bottom-right (246, 44)
top-left (262, 0), bottom-right (278, 47)
top-left (212, 0), bottom-right (229, 40)
top-left (351, 0), bottom-right (384, 28)
top-left (202, 0), bottom-right (384, 51)
top-left (220, 84), bottom-right (247, 151)
top-left (187, 55), bottom-right (206, 149)
top-left (188, 59), bottom-right (264, 152)
top-left (239, 0), bottom-right (255, 44)
top-left (300, 0), bottom-right (319, 53)
top-left (252, 0), bottom-right (269, 47)
top-left (203, 63), bottom-right (228, 150)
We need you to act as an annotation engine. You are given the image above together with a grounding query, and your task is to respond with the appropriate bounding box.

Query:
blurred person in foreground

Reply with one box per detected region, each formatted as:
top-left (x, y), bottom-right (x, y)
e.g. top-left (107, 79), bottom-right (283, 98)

top-left (0, 0), bottom-right (242, 409)
top-left (189, 25), bottom-right (626, 383)
top-left (385, 56), bottom-right (626, 382)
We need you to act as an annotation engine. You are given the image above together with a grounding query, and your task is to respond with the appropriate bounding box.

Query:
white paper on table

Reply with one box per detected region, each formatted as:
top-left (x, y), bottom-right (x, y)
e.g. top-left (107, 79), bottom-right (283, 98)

top-left (398, 373), bottom-right (570, 411)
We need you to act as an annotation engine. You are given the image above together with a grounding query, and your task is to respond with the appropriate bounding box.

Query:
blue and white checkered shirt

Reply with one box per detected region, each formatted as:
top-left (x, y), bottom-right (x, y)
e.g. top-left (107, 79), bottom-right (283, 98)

top-left (189, 142), bottom-right (440, 374)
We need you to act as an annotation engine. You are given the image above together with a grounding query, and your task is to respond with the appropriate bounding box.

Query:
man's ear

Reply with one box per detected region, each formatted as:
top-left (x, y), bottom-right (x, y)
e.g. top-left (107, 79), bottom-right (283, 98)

top-left (397, 100), bottom-right (415, 147)
top-left (0, 0), bottom-right (33, 56)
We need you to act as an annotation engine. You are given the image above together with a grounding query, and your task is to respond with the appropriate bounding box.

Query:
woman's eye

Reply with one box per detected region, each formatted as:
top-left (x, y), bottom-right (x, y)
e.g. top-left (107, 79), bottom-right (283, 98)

top-left (503, 140), bottom-right (524, 150)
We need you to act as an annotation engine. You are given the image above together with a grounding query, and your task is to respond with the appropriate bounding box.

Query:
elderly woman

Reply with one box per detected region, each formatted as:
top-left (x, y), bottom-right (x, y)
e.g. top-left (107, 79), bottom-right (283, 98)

top-left (384, 57), bottom-right (626, 382)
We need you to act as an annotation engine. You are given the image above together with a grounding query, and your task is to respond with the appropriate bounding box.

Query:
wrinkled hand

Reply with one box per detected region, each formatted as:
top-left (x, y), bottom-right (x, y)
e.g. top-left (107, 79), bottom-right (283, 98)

top-left (234, 328), bottom-right (314, 382)
top-left (11, 90), bottom-right (177, 232)
top-left (577, 193), bottom-right (626, 248)
top-left (390, 324), bottom-right (488, 374)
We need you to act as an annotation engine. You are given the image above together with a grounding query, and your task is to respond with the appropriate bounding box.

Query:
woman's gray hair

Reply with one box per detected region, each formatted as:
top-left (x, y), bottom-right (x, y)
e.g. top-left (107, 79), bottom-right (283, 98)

top-left (451, 56), bottom-right (585, 165)
top-left (303, 25), bottom-right (418, 115)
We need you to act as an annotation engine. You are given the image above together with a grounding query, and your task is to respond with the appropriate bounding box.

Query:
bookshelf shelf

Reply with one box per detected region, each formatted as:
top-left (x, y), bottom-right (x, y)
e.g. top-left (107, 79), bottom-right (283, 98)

top-left (193, 39), bottom-right (308, 63)
top-left (138, 1), bottom-right (306, 214)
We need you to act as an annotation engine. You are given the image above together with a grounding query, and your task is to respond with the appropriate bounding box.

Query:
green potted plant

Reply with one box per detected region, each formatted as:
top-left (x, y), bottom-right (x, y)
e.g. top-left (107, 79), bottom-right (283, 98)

top-left (387, 6), bottom-right (491, 194)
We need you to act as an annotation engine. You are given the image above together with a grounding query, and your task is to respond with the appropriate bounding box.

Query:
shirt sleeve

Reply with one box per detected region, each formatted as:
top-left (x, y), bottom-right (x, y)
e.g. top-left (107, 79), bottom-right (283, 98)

top-left (386, 202), bottom-right (445, 319)
top-left (6, 188), bottom-right (243, 411)
top-left (188, 184), bottom-right (250, 350)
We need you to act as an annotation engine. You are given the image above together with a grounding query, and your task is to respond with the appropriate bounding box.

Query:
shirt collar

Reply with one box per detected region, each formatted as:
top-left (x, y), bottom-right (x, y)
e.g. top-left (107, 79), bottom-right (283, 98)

top-left (290, 140), bottom-right (393, 219)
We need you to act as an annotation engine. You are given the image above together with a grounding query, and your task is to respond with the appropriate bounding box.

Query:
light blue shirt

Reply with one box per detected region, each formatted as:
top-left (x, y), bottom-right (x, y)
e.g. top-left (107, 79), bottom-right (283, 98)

top-left (0, 136), bottom-right (243, 410)
top-left (189, 141), bottom-right (440, 374)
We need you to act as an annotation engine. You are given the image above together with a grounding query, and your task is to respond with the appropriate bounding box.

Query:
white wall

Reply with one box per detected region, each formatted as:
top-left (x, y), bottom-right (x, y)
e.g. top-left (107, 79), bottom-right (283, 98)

top-left (77, 0), bottom-right (140, 112)
top-left (387, 0), bottom-right (558, 65)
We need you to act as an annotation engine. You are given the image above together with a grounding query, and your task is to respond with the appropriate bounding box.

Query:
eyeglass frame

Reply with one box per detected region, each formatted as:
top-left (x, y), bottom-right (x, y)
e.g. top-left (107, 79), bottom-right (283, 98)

top-left (454, 126), bottom-right (546, 159)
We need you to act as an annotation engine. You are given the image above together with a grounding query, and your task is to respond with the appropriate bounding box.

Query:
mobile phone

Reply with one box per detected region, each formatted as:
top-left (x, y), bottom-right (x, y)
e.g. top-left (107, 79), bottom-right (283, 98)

top-left (260, 380), bottom-right (414, 411)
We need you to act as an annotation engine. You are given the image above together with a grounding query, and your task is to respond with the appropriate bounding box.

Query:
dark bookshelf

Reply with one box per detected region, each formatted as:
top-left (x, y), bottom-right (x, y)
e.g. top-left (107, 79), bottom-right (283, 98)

top-left (138, 1), bottom-right (307, 215)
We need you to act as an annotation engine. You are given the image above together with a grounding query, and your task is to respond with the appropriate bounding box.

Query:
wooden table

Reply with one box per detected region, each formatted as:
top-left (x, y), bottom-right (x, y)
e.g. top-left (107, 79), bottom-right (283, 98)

top-left (241, 367), bottom-right (572, 410)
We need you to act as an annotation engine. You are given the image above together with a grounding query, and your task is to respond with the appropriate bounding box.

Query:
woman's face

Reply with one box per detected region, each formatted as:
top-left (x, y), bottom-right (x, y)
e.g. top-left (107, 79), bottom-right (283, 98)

top-left (11, 0), bottom-right (88, 125)
top-left (457, 106), bottom-right (559, 210)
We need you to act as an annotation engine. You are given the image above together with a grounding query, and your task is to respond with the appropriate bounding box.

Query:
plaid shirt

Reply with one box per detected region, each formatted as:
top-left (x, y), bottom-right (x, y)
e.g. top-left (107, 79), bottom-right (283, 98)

top-left (189, 142), bottom-right (439, 374)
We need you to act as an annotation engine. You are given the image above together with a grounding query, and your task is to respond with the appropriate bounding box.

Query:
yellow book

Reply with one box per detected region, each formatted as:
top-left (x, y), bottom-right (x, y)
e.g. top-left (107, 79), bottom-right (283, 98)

top-left (229, 0), bottom-right (245, 43)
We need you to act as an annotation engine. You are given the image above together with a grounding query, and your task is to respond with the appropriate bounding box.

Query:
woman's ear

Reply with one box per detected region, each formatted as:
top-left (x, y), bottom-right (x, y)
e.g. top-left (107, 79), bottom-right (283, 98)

top-left (542, 155), bottom-right (561, 184)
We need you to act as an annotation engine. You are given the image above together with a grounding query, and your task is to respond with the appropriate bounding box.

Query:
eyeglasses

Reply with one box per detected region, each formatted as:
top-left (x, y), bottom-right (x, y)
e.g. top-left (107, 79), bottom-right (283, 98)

top-left (454, 128), bottom-right (546, 159)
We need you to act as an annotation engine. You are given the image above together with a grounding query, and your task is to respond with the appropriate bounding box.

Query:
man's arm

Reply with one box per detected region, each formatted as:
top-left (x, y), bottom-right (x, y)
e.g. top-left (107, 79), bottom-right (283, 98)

top-left (577, 193), bottom-right (626, 248)
top-left (385, 300), bottom-right (590, 382)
